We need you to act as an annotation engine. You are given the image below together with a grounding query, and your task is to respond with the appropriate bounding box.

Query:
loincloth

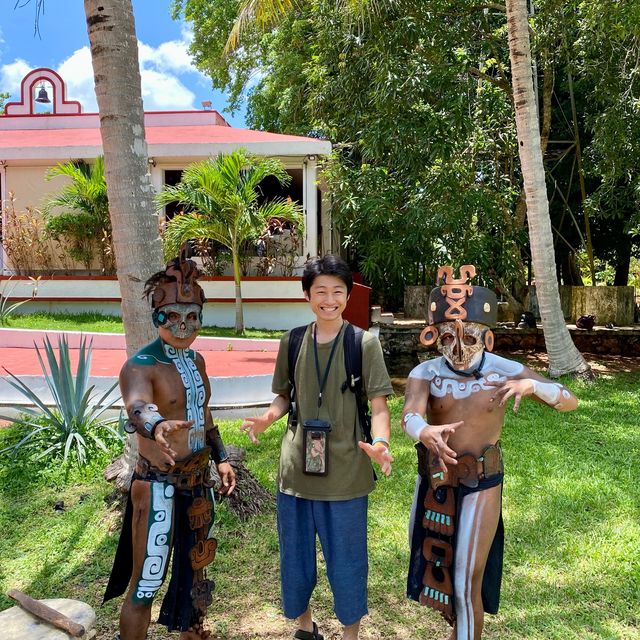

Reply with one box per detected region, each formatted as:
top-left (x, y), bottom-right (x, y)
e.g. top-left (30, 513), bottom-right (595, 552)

top-left (407, 443), bottom-right (504, 623)
top-left (103, 448), bottom-right (217, 632)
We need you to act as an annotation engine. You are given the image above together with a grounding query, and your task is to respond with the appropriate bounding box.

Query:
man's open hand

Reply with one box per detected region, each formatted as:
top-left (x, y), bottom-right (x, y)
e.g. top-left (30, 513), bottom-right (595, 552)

top-left (240, 414), bottom-right (272, 444)
top-left (419, 421), bottom-right (463, 473)
top-left (358, 442), bottom-right (394, 476)
top-left (486, 378), bottom-right (534, 412)
top-left (216, 461), bottom-right (236, 496)
top-left (154, 419), bottom-right (193, 465)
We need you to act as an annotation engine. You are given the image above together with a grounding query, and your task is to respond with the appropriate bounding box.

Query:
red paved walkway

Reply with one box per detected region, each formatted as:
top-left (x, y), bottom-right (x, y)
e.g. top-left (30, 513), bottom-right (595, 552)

top-left (0, 346), bottom-right (277, 377)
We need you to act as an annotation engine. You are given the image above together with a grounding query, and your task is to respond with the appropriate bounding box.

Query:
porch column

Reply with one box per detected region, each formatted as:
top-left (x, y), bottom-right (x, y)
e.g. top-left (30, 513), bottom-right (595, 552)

top-left (0, 161), bottom-right (7, 273)
top-left (303, 157), bottom-right (318, 258)
top-left (319, 177), bottom-right (332, 255)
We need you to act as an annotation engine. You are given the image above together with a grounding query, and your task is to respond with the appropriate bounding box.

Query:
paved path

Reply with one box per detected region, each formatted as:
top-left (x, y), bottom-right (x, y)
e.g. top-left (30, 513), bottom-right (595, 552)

top-left (0, 345), bottom-right (277, 377)
top-left (0, 332), bottom-right (280, 415)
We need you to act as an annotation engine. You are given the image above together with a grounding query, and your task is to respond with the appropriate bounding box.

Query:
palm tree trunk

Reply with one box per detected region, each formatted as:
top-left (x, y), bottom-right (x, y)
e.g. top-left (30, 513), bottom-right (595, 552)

top-left (85, 0), bottom-right (165, 490)
top-left (85, 0), bottom-right (164, 355)
top-left (232, 249), bottom-right (245, 334)
top-left (505, 0), bottom-right (591, 378)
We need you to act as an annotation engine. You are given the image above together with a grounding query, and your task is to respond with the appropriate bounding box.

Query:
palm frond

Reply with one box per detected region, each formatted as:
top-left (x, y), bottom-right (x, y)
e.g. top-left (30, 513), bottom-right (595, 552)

top-left (225, 0), bottom-right (295, 53)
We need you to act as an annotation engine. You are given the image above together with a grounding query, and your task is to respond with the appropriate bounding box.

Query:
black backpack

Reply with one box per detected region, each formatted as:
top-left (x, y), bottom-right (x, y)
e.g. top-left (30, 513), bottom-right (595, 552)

top-left (287, 323), bottom-right (372, 443)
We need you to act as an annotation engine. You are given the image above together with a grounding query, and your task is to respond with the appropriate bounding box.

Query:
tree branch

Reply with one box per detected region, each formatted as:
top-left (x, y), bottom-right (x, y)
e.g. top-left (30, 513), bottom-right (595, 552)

top-left (467, 67), bottom-right (512, 97)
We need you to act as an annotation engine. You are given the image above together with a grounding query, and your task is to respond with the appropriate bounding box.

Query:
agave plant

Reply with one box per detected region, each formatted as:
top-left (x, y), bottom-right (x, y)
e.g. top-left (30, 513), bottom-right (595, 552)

top-left (0, 276), bottom-right (40, 326)
top-left (0, 334), bottom-right (122, 466)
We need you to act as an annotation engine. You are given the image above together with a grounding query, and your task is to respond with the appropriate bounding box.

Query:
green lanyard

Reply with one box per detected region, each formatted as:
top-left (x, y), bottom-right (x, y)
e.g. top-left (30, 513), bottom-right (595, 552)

top-left (313, 324), bottom-right (341, 414)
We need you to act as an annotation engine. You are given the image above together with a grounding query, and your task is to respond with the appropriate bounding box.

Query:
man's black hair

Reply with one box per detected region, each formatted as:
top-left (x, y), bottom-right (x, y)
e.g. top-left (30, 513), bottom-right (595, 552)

top-left (301, 255), bottom-right (353, 294)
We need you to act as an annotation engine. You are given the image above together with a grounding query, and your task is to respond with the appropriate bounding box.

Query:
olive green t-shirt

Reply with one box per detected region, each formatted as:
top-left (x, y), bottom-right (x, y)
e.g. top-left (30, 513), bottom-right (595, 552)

top-left (272, 322), bottom-right (394, 500)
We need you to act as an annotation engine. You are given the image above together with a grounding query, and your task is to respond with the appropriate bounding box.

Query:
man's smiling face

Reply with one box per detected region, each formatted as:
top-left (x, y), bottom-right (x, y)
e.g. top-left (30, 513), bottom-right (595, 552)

top-left (305, 274), bottom-right (349, 322)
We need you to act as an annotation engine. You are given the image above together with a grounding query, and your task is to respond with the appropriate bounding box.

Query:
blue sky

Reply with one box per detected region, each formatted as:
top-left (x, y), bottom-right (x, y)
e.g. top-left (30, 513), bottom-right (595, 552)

top-left (0, 0), bottom-right (246, 126)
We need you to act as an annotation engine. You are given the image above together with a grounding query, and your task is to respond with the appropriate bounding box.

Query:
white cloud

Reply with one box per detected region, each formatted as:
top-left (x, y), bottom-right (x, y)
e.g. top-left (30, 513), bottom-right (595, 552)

top-left (57, 47), bottom-right (98, 111)
top-left (141, 68), bottom-right (196, 110)
top-left (0, 59), bottom-right (32, 96)
top-left (139, 39), bottom-right (198, 76)
top-left (1, 31), bottom-right (208, 112)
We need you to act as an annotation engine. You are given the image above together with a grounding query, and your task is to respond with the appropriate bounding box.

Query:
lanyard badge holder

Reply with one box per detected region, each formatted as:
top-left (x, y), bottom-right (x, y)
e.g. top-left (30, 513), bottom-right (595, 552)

top-left (302, 325), bottom-right (339, 476)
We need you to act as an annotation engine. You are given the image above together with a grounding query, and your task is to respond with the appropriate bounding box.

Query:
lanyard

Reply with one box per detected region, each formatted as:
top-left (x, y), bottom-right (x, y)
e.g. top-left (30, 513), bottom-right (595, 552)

top-left (313, 323), bottom-right (341, 410)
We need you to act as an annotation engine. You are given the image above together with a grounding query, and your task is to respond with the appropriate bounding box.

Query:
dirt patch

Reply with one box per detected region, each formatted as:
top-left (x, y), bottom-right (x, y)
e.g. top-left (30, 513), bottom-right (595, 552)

top-left (507, 351), bottom-right (640, 375)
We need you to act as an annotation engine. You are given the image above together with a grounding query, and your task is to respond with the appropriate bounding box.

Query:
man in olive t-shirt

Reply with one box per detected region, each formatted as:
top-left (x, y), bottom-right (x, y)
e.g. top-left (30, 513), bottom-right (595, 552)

top-left (241, 256), bottom-right (393, 640)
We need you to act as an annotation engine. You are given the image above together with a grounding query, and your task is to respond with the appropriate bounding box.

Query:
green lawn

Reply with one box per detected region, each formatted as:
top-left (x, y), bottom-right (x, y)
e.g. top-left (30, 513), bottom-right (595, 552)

top-left (0, 372), bottom-right (638, 639)
top-left (3, 311), bottom-right (284, 339)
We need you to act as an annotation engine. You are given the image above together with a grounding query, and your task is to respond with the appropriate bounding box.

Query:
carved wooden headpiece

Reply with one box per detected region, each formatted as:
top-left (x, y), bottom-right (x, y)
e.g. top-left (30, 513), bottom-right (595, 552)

top-left (428, 264), bottom-right (496, 326)
top-left (151, 244), bottom-right (206, 309)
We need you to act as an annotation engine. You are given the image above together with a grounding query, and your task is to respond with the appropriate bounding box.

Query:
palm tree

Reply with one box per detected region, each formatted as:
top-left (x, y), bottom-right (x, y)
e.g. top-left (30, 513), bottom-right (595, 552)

top-left (84, 0), bottom-right (165, 355)
top-left (505, 0), bottom-right (590, 377)
top-left (84, 0), bottom-right (166, 492)
top-left (43, 156), bottom-right (115, 274)
top-left (156, 150), bottom-right (303, 334)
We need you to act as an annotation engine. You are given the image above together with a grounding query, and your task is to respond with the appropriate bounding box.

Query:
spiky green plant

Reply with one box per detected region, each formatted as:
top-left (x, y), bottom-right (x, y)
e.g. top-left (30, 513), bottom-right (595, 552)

top-left (0, 335), bottom-right (122, 466)
top-left (0, 276), bottom-right (39, 326)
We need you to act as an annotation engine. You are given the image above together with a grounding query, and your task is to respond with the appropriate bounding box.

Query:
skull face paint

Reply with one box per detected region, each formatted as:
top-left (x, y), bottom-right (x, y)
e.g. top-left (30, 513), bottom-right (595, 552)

top-left (158, 303), bottom-right (202, 339)
top-left (436, 320), bottom-right (486, 371)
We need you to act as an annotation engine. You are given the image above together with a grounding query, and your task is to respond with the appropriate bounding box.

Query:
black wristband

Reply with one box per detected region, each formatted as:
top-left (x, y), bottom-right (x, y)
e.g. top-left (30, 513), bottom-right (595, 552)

top-left (149, 418), bottom-right (167, 440)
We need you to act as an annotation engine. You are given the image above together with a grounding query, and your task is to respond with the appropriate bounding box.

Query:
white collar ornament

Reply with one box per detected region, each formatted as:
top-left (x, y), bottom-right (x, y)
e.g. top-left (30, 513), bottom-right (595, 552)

top-left (409, 352), bottom-right (524, 400)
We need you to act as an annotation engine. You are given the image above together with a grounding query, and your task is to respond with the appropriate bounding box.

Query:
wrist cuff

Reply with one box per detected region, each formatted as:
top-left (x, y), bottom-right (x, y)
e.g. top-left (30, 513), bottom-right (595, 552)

top-left (403, 412), bottom-right (428, 440)
top-left (531, 379), bottom-right (562, 406)
top-left (371, 436), bottom-right (390, 449)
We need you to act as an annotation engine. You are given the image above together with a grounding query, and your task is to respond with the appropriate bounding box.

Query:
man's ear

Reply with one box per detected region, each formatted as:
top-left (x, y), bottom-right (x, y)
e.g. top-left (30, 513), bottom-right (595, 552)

top-left (304, 291), bottom-right (310, 302)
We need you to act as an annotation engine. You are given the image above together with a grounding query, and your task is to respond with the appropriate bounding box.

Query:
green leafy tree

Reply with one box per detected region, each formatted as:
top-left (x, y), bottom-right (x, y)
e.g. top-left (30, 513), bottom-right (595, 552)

top-left (176, 0), bottom-right (524, 308)
top-left (156, 149), bottom-right (303, 334)
top-left (0, 92), bottom-right (10, 114)
top-left (43, 156), bottom-right (115, 274)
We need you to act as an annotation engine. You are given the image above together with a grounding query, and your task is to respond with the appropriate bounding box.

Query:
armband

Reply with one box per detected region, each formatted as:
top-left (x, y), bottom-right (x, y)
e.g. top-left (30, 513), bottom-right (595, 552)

top-left (124, 402), bottom-right (166, 439)
top-left (531, 379), bottom-right (563, 407)
top-left (403, 412), bottom-right (428, 441)
top-left (371, 436), bottom-right (390, 449)
top-left (206, 425), bottom-right (229, 463)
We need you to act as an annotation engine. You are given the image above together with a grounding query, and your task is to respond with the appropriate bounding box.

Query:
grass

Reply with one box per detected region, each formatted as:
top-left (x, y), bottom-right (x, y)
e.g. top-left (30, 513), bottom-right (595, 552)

top-left (0, 371), bottom-right (638, 639)
top-left (3, 311), bottom-right (285, 339)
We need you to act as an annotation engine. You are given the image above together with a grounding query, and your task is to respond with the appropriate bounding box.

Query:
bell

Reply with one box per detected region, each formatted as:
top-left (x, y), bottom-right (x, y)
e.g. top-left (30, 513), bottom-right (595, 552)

top-left (35, 85), bottom-right (51, 104)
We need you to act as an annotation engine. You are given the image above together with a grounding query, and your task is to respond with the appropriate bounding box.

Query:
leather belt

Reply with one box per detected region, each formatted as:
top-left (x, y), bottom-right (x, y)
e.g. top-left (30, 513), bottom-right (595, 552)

top-left (135, 447), bottom-right (212, 490)
top-left (416, 442), bottom-right (503, 489)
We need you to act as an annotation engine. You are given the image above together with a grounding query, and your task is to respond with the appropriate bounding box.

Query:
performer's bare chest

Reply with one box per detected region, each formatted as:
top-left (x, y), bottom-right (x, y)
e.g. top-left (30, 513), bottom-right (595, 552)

top-left (428, 382), bottom-right (506, 442)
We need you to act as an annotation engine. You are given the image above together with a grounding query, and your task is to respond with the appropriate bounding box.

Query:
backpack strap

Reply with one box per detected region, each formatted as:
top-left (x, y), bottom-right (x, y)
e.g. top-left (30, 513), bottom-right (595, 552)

top-left (341, 324), bottom-right (372, 443)
top-left (287, 325), bottom-right (307, 427)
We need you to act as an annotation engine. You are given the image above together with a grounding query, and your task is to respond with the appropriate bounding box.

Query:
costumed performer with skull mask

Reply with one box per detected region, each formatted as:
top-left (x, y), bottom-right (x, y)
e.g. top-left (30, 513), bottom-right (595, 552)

top-left (402, 265), bottom-right (577, 640)
top-left (104, 249), bottom-right (236, 640)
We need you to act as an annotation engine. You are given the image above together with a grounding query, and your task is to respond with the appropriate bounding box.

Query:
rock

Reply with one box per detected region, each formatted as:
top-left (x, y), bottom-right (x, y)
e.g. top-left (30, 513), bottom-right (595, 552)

top-left (0, 598), bottom-right (96, 639)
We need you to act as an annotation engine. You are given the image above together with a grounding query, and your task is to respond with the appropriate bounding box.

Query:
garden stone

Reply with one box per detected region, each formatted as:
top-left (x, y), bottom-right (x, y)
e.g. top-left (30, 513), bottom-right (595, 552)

top-left (0, 598), bottom-right (96, 639)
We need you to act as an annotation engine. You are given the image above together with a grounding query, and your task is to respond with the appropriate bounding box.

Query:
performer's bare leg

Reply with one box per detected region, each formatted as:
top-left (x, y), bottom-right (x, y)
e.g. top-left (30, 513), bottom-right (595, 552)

top-left (451, 484), bottom-right (502, 640)
top-left (120, 480), bottom-right (175, 640)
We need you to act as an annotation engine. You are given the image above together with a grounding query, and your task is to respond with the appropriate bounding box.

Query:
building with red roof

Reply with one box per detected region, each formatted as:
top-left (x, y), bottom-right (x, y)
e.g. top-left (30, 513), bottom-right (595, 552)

top-left (0, 68), bottom-right (332, 276)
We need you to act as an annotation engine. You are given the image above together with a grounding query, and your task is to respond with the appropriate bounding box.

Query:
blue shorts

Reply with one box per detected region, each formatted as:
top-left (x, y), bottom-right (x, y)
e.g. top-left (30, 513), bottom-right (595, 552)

top-left (277, 491), bottom-right (369, 626)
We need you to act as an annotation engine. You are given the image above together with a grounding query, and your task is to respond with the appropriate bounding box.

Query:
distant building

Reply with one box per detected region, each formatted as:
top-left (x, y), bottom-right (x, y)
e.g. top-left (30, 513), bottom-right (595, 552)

top-left (0, 67), bottom-right (332, 275)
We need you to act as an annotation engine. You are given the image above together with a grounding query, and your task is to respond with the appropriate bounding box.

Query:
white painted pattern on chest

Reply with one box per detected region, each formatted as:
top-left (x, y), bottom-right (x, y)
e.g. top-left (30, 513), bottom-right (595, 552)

top-left (410, 353), bottom-right (524, 400)
top-left (163, 344), bottom-right (206, 451)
